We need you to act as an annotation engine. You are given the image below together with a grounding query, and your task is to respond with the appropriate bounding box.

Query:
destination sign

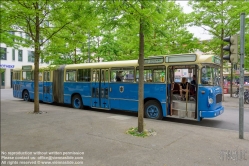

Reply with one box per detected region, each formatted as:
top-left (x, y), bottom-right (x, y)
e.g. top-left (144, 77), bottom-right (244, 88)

top-left (144, 58), bottom-right (164, 64)
top-left (22, 65), bottom-right (32, 70)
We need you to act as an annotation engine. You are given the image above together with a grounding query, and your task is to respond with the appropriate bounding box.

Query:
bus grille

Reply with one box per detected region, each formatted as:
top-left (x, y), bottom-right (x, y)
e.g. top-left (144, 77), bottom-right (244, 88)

top-left (216, 94), bottom-right (222, 103)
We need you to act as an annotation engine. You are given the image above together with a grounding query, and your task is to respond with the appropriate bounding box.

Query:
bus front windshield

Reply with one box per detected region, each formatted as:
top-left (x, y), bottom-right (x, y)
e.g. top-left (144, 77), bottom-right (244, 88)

top-left (201, 65), bottom-right (220, 86)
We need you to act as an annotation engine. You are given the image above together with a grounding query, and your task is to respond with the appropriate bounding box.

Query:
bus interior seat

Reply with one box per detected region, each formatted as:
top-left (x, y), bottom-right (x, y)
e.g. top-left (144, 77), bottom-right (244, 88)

top-left (172, 83), bottom-right (180, 94)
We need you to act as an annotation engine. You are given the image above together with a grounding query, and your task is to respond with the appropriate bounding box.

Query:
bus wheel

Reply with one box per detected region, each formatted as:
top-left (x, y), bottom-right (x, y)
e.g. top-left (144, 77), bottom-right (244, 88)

top-left (23, 90), bottom-right (30, 102)
top-left (144, 100), bottom-right (163, 120)
top-left (72, 95), bottom-right (83, 109)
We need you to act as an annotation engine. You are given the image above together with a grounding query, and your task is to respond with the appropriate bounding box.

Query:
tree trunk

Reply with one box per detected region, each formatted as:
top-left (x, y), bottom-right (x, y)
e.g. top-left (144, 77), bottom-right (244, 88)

top-left (34, 2), bottom-right (40, 113)
top-left (138, 4), bottom-right (144, 133)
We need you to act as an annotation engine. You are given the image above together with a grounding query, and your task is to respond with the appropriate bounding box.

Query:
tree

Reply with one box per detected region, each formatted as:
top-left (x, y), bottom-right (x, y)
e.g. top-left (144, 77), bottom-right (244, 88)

top-left (1, 0), bottom-right (76, 113)
top-left (188, 0), bottom-right (249, 100)
top-left (97, 0), bottom-right (170, 132)
top-left (43, 1), bottom-right (100, 64)
top-left (95, 1), bottom-right (201, 62)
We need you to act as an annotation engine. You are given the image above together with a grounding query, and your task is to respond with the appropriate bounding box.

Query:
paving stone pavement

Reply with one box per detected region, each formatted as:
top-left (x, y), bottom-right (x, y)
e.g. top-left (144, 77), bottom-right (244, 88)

top-left (1, 89), bottom-right (249, 166)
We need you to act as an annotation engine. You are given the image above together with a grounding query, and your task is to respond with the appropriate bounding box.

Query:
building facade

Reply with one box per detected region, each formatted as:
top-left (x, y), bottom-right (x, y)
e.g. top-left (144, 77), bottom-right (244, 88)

top-left (0, 43), bottom-right (46, 89)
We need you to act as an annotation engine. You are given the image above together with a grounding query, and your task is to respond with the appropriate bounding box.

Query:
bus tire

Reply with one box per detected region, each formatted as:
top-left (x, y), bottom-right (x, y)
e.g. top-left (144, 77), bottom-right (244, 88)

top-left (23, 90), bottom-right (30, 102)
top-left (144, 100), bottom-right (163, 120)
top-left (72, 95), bottom-right (83, 109)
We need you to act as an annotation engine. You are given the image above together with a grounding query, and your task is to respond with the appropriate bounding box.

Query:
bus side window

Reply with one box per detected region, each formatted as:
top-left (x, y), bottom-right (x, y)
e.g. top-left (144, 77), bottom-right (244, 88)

top-left (116, 71), bottom-right (123, 82)
top-left (92, 70), bottom-right (99, 82)
top-left (110, 70), bottom-right (123, 82)
top-left (23, 71), bottom-right (32, 80)
top-left (102, 70), bottom-right (109, 82)
top-left (78, 69), bottom-right (91, 82)
top-left (66, 70), bottom-right (76, 82)
top-left (111, 67), bottom-right (134, 82)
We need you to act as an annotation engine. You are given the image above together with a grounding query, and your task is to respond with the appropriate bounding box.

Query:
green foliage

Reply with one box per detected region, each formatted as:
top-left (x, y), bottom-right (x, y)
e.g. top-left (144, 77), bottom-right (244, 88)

top-left (2, 0), bottom-right (247, 68)
top-left (226, 74), bottom-right (239, 81)
top-left (39, 0), bottom-right (202, 64)
top-left (188, 0), bottom-right (249, 58)
top-left (0, 69), bottom-right (5, 73)
top-left (126, 127), bottom-right (156, 138)
top-left (43, 1), bottom-right (99, 64)
top-left (39, 65), bottom-right (59, 72)
top-left (92, 1), bottom-right (201, 62)
top-left (188, 0), bottom-right (249, 88)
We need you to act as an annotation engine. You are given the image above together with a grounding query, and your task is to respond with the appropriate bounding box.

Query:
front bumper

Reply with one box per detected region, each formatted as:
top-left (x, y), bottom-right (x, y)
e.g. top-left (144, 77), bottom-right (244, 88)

top-left (200, 106), bottom-right (224, 118)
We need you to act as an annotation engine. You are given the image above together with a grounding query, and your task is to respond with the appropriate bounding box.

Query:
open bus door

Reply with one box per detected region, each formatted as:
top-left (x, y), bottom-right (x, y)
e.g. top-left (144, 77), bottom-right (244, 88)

top-left (168, 65), bottom-right (197, 120)
top-left (91, 69), bottom-right (109, 109)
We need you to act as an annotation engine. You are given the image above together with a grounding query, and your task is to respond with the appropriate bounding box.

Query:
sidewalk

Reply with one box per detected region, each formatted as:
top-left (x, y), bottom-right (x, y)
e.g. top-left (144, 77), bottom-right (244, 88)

top-left (1, 97), bottom-right (249, 166)
top-left (223, 94), bottom-right (249, 108)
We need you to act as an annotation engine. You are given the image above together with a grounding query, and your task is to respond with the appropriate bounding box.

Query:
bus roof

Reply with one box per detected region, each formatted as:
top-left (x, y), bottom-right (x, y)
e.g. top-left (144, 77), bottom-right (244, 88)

top-left (65, 60), bottom-right (138, 70)
top-left (13, 53), bottom-right (220, 72)
top-left (198, 54), bottom-right (221, 65)
top-left (162, 53), bottom-right (220, 65)
top-left (13, 64), bottom-right (49, 71)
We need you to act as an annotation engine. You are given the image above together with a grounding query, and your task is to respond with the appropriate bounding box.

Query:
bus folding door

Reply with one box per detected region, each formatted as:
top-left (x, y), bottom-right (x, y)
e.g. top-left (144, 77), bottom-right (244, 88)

top-left (91, 69), bottom-right (109, 109)
top-left (43, 71), bottom-right (53, 103)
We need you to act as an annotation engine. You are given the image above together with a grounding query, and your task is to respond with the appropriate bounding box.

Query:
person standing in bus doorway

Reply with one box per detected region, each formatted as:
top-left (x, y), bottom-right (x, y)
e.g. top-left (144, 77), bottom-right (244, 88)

top-left (180, 77), bottom-right (189, 100)
top-left (191, 74), bottom-right (196, 85)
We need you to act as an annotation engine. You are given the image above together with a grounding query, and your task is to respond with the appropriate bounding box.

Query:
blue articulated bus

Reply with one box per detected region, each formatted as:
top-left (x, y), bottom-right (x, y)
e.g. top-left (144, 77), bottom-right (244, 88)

top-left (12, 53), bottom-right (224, 121)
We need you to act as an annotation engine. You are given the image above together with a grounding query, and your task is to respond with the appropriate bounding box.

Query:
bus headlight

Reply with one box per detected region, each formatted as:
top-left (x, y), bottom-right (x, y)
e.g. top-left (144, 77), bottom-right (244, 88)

top-left (208, 97), bottom-right (213, 104)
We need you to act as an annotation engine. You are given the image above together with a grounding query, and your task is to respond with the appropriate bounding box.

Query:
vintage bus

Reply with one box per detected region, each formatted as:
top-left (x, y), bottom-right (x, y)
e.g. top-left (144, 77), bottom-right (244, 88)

top-left (12, 53), bottom-right (224, 121)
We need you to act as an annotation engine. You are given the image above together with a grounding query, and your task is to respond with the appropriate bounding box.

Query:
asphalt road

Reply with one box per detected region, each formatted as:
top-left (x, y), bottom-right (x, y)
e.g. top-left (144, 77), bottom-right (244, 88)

top-left (1, 89), bottom-right (249, 132)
